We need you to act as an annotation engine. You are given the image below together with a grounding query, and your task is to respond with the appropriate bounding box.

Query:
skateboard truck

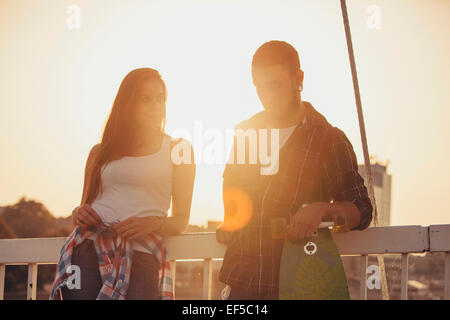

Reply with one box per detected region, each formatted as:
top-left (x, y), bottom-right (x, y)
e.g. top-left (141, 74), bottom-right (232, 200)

top-left (312, 221), bottom-right (334, 236)
top-left (271, 203), bottom-right (348, 239)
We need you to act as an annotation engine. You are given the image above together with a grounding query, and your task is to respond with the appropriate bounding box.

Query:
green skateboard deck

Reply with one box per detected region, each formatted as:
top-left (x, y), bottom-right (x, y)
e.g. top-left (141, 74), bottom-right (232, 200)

top-left (278, 222), bottom-right (350, 300)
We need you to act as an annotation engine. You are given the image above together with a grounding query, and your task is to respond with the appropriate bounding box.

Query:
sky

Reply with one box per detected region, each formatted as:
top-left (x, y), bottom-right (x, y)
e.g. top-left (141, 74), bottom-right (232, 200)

top-left (0, 0), bottom-right (449, 227)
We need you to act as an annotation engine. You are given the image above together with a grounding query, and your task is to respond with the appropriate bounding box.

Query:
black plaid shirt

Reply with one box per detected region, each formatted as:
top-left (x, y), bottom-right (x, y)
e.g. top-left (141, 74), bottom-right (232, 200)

top-left (218, 101), bottom-right (373, 296)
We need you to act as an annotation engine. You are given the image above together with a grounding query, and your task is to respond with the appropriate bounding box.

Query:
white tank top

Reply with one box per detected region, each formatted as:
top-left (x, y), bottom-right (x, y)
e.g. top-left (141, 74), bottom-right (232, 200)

top-left (89, 135), bottom-right (173, 253)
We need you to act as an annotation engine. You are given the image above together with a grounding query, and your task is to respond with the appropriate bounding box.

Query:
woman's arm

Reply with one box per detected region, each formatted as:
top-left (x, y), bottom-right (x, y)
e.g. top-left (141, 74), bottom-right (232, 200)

top-left (80, 144), bottom-right (101, 207)
top-left (156, 142), bottom-right (196, 236)
top-left (73, 144), bottom-right (102, 227)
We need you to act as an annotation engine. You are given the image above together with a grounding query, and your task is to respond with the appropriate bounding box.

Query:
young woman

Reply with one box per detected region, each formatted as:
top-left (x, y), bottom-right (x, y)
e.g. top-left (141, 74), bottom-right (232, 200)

top-left (50, 68), bottom-right (196, 300)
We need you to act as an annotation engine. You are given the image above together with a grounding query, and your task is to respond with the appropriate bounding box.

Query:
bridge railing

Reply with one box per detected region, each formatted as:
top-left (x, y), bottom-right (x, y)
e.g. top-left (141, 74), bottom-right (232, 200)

top-left (0, 225), bottom-right (449, 300)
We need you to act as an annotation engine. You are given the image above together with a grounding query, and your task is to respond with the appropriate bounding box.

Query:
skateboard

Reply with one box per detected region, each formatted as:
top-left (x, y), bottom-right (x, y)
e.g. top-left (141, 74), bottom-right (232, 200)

top-left (277, 221), bottom-right (350, 300)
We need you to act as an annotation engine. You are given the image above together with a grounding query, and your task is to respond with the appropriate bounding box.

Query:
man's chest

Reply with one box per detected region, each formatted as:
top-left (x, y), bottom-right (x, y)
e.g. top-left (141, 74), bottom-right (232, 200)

top-left (242, 128), bottom-right (328, 213)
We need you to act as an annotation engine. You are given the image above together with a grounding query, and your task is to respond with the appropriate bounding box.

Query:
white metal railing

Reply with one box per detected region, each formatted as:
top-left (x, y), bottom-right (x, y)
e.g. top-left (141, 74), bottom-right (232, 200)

top-left (0, 225), bottom-right (449, 300)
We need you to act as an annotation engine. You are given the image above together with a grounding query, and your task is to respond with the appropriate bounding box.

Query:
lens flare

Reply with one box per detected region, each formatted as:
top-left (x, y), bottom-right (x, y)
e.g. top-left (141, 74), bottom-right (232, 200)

top-left (222, 186), bottom-right (253, 232)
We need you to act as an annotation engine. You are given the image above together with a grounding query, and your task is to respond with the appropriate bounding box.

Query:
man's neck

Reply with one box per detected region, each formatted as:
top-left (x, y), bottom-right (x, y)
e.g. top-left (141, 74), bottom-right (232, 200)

top-left (266, 100), bottom-right (306, 129)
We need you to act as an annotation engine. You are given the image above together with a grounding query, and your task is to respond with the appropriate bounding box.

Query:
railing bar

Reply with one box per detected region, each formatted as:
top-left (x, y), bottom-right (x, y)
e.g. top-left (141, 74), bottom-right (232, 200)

top-left (27, 263), bottom-right (38, 300)
top-left (360, 254), bottom-right (368, 300)
top-left (445, 252), bottom-right (450, 300)
top-left (0, 264), bottom-right (5, 300)
top-left (202, 259), bottom-right (212, 300)
top-left (401, 253), bottom-right (409, 300)
top-left (0, 225), bottom-right (447, 300)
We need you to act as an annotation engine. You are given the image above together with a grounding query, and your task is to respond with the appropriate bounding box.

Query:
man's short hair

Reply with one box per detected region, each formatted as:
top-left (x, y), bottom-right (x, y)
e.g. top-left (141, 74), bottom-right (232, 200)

top-left (251, 40), bottom-right (301, 79)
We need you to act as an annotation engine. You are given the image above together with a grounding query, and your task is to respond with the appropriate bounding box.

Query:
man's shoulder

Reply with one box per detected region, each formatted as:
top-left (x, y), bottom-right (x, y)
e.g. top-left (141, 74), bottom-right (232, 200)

top-left (303, 102), bottom-right (351, 143)
top-left (303, 101), bottom-right (331, 129)
top-left (325, 126), bottom-right (353, 145)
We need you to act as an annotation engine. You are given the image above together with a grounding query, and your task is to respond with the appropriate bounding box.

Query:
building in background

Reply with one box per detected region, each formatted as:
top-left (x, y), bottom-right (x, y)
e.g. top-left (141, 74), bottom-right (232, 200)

top-left (358, 162), bottom-right (392, 226)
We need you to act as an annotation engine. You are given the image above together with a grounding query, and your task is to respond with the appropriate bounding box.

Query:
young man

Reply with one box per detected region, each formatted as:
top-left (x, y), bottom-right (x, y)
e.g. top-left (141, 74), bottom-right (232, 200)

top-left (216, 40), bottom-right (373, 300)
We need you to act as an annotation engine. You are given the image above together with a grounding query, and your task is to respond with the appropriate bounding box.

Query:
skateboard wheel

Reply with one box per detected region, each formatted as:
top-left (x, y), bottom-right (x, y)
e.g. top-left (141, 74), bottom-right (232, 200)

top-left (304, 241), bottom-right (317, 255)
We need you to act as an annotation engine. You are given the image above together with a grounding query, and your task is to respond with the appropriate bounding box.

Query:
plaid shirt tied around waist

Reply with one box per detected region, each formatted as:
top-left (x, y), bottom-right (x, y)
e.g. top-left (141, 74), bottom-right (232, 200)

top-left (218, 101), bottom-right (373, 296)
top-left (50, 225), bottom-right (174, 300)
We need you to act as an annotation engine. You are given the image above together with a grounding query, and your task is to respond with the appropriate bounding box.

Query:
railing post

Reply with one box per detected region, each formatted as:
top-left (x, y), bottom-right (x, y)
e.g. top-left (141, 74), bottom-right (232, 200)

top-left (0, 264), bottom-right (5, 300)
top-left (360, 254), bottom-right (368, 300)
top-left (170, 260), bottom-right (177, 299)
top-left (202, 259), bottom-right (212, 300)
top-left (27, 263), bottom-right (38, 300)
top-left (445, 252), bottom-right (450, 300)
top-left (401, 253), bottom-right (409, 300)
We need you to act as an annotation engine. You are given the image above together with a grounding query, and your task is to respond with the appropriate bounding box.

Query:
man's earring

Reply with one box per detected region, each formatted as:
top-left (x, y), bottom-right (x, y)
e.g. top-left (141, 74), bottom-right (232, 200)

top-left (299, 85), bottom-right (303, 92)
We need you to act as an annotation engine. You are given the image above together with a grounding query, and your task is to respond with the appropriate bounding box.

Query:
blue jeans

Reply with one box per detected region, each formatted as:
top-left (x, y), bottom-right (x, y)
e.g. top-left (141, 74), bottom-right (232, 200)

top-left (60, 239), bottom-right (160, 300)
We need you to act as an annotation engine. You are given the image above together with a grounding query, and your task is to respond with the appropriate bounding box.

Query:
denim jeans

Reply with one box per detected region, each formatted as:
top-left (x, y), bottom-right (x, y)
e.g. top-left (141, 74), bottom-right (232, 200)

top-left (60, 239), bottom-right (160, 300)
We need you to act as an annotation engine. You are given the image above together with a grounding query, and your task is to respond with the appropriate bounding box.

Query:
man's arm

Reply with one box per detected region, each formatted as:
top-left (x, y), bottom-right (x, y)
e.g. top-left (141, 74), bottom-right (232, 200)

top-left (321, 201), bottom-right (363, 231)
top-left (320, 127), bottom-right (373, 231)
top-left (287, 127), bottom-right (373, 240)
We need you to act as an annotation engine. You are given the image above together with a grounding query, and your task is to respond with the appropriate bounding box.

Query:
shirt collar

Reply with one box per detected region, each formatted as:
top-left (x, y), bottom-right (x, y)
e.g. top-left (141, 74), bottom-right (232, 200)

top-left (235, 101), bottom-right (330, 131)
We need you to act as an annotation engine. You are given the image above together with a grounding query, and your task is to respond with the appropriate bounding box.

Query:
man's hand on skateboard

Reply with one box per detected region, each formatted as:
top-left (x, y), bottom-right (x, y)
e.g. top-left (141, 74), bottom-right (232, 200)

top-left (286, 202), bottom-right (328, 241)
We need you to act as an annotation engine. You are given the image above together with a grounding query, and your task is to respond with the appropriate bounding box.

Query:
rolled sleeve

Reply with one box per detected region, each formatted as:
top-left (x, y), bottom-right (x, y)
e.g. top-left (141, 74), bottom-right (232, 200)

top-left (323, 128), bottom-right (373, 231)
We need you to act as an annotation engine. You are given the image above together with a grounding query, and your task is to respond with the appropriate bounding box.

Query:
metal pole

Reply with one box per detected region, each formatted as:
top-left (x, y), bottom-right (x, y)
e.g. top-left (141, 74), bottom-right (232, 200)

top-left (339, 0), bottom-right (389, 300)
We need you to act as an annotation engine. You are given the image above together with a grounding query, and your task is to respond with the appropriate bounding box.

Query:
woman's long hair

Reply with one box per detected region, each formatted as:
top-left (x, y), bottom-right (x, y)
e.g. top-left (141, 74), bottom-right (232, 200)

top-left (81, 68), bottom-right (168, 206)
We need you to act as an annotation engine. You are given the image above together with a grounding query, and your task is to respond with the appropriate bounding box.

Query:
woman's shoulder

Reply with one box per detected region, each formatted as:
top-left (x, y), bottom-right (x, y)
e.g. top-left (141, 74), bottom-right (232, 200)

top-left (84, 143), bottom-right (102, 170)
top-left (166, 135), bottom-right (195, 165)
top-left (90, 143), bottom-right (101, 153)
top-left (167, 135), bottom-right (193, 148)
top-left (86, 143), bottom-right (101, 162)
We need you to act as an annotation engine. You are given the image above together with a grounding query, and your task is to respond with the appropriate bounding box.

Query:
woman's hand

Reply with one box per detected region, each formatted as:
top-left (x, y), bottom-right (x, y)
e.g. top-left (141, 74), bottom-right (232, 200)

top-left (72, 204), bottom-right (102, 229)
top-left (111, 216), bottom-right (163, 240)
